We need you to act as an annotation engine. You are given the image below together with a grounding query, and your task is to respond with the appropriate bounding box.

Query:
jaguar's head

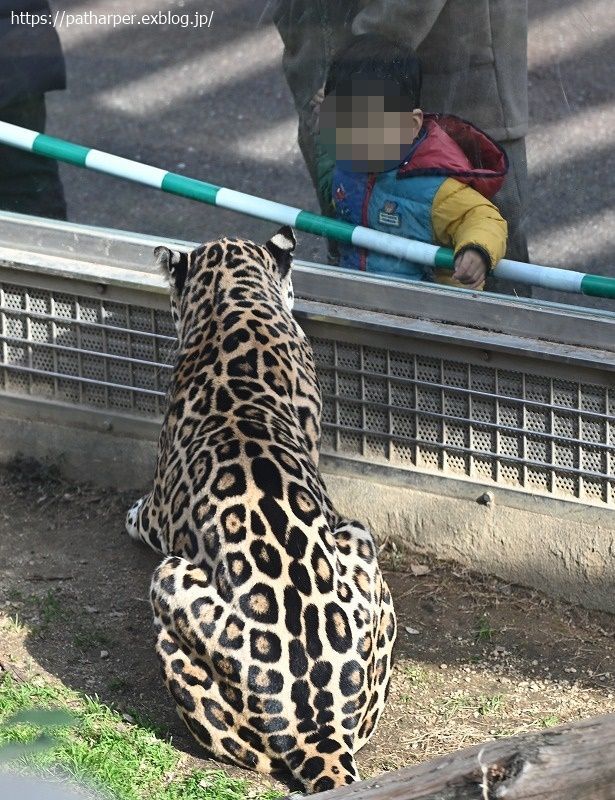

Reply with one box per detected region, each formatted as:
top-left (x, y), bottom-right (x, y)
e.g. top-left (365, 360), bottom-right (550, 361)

top-left (154, 226), bottom-right (297, 340)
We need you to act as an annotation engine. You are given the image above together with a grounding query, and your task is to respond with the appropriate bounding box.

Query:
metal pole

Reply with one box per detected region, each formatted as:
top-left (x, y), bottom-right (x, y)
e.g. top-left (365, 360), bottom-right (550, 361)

top-left (1, 121), bottom-right (613, 299)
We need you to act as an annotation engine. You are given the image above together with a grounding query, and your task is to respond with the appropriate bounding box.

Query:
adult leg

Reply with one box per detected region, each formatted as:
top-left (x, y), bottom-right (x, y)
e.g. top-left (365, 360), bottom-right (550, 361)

top-left (0, 94), bottom-right (67, 220)
top-left (273, 1), bottom-right (347, 264)
top-left (297, 109), bottom-right (340, 265)
top-left (485, 137), bottom-right (531, 296)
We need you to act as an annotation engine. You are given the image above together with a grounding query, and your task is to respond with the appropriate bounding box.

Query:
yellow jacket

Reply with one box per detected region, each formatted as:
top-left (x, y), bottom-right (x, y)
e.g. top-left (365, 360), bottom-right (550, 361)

top-left (432, 177), bottom-right (508, 288)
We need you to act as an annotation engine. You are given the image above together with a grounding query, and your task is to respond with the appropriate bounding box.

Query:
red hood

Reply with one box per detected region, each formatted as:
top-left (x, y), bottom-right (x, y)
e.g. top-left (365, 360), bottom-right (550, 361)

top-left (397, 113), bottom-right (508, 199)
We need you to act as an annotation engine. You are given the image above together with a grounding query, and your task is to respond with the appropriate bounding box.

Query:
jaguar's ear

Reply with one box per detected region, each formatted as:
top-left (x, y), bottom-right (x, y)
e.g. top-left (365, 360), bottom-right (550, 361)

top-left (264, 226), bottom-right (296, 279)
top-left (155, 246), bottom-right (189, 293)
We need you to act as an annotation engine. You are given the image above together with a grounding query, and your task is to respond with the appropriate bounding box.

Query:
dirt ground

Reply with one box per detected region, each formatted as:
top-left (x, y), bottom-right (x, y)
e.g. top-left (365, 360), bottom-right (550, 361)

top-left (1, 458), bottom-right (615, 793)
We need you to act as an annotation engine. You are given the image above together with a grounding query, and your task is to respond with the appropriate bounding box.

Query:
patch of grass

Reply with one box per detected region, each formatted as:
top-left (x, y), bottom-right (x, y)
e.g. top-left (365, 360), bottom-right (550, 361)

top-left (403, 665), bottom-right (429, 686)
top-left (166, 771), bottom-right (280, 800)
top-left (540, 715), bottom-right (560, 728)
top-left (0, 675), bottom-right (279, 800)
top-left (474, 615), bottom-right (496, 642)
top-left (437, 692), bottom-right (475, 720)
top-left (477, 694), bottom-right (505, 716)
top-left (437, 692), bottom-right (505, 720)
top-left (120, 707), bottom-right (170, 741)
top-left (1, 614), bottom-right (30, 635)
top-left (2, 592), bottom-right (64, 636)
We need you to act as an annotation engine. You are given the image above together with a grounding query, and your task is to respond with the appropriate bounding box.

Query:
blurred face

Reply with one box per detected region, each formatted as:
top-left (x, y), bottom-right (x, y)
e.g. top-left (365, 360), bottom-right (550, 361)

top-left (319, 78), bottom-right (423, 172)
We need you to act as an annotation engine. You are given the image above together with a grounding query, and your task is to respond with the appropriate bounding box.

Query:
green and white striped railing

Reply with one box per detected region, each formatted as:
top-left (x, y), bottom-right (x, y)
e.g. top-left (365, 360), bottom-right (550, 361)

top-left (1, 121), bottom-right (614, 299)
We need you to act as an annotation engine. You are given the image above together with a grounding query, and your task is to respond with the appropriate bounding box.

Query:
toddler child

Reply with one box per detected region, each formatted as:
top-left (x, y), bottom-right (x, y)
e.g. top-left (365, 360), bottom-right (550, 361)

top-left (317, 34), bottom-right (508, 289)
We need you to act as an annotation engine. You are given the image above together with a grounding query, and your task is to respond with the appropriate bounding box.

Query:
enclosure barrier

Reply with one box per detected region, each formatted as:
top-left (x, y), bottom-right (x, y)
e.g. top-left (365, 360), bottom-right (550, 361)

top-left (0, 212), bottom-right (613, 610)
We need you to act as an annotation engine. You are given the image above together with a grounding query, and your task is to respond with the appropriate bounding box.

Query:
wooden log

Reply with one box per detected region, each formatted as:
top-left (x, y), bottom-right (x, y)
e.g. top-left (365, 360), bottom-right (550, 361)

top-left (285, 713), bottom-right (615, 800)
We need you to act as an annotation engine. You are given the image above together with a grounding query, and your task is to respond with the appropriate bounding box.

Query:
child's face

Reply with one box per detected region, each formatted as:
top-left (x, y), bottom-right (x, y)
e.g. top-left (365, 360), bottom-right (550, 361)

top-left (319, 78), bottom-right (423, 172)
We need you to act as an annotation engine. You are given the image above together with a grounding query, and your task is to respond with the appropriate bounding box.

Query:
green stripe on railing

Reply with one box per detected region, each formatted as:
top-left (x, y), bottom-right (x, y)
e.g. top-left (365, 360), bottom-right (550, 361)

top-left (434, 247), bottom-right (455, 269)
top-left (295, 211), bottom-right (355, 244)
top-left (32, 134), bottom-right (90, 166)
top-left (161, 173), bottom-right (220, 204)
top-left (581, 274), bottom-right (615, 299)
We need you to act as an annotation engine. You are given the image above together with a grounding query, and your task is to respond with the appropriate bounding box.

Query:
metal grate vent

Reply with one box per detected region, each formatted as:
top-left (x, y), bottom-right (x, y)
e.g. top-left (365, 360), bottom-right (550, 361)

top-left (0, 283), bottom-right (175, 417)
top-left (0, 282), bottom-right (612, 506)
top-left (310, 336), bottom-right (614, 506)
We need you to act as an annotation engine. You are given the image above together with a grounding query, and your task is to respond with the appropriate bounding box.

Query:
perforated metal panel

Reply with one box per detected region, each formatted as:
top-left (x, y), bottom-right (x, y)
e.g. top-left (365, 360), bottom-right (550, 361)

top-left (310, 336), bottom-right (614, 506)
top-left (0, 283), bottom-right (175, 417)
top-left (0, 282), bottom-right (613, 506)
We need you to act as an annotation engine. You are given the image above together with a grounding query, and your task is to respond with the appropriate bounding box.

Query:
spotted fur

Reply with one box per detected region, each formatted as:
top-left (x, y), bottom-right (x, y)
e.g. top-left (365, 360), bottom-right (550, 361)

top-left (126, 227), bottom-right (396, 793)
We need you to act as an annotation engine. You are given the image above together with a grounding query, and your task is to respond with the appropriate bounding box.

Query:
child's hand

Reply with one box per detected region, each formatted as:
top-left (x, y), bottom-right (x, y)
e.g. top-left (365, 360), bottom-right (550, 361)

top-left (453, 248), bottom-right (489, 289)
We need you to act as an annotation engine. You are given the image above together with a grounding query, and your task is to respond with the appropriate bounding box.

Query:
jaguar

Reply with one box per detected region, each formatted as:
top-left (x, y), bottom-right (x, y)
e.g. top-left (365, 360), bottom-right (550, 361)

top-left (125, 227), bottom-right (396, 793)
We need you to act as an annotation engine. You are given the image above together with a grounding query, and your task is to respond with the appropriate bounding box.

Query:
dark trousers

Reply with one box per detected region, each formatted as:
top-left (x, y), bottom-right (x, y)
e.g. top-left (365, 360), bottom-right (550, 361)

top-left (0, 94), bottom-right (67, 220)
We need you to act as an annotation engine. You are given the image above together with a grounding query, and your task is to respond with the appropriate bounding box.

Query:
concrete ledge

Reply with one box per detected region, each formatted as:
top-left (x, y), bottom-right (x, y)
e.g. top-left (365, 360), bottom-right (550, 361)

top-left (0, 403), bottom-right (613, 614)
